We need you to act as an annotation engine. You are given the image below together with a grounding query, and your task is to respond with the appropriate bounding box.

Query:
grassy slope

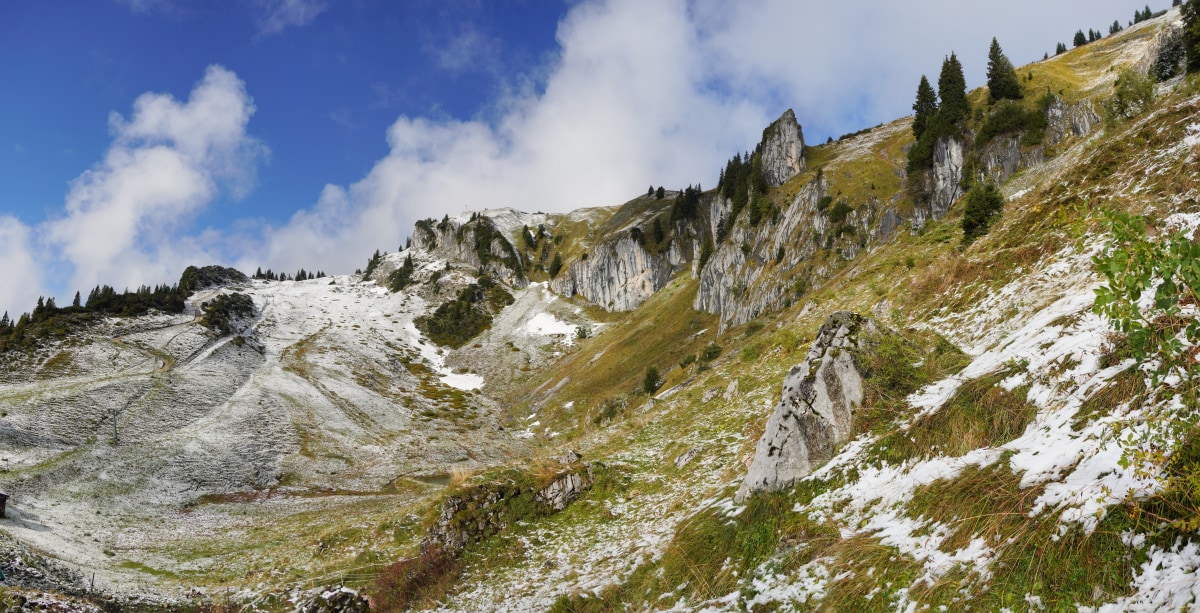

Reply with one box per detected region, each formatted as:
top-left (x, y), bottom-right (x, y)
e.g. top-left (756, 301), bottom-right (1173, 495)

top-left (408, 12), bottom-right (1200, 612)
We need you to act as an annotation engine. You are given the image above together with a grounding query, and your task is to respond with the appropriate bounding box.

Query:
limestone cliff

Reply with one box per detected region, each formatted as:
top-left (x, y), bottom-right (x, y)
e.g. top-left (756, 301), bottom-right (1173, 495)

top-left (760, 109), bottom-right (806, 187)
top-left (913, 136), bottom-right (964, 229)
top-left (550, 225), bottom-right (695, 312)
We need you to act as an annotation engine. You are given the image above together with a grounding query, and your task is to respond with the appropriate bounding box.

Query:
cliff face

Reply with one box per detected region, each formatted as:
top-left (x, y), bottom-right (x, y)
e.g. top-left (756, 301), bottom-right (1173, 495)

top-left (550, 221), bottom-right (698, 311)
top-left (760, 109), bottom-right (806, 187)
top-left (912, 136), bottom-right (964, 230)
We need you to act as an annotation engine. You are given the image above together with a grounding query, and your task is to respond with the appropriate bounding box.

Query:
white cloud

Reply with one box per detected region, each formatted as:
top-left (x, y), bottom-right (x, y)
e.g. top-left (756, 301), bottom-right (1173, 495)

top-left (255, 0), bottom-right (327, 36)
top-left (0, 216), bottom-right (44, 319)
top-left (247, 0), bottom-right (768, 275)
top-left (427, 25), bottom-right (504, 74)
top-left (247, 0), bottom-right (1142, 276)
top-left (43, 65), bottom-right (265, 299)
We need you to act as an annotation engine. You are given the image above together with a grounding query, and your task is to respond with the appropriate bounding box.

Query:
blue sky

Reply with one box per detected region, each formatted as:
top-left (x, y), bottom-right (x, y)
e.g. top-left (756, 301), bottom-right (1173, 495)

top-left (0, 0), bottom-right (1159, 316)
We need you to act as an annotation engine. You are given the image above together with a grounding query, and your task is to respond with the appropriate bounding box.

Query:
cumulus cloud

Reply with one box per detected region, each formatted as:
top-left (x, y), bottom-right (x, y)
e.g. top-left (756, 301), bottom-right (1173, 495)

top-left (0, 217), bottom-right (45, 319)
top-left (43, 65), bottom-right (265, 300)
top-left (246, 0), bottom-right (1139, 277)
top-left (255, 0), bottom-right (327, 36)
top-left (247, 0), bottom-right (767, 274)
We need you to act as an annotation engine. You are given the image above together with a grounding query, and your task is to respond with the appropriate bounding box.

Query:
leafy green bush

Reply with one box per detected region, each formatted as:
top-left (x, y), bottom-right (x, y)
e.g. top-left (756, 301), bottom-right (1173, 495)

top-left (1104, 67), bottom-right (1156, 120)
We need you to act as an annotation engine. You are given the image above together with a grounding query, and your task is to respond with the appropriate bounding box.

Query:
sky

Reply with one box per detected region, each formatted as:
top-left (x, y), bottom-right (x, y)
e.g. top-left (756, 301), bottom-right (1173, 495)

top-left (0, 0), bottom-right (1159, 316)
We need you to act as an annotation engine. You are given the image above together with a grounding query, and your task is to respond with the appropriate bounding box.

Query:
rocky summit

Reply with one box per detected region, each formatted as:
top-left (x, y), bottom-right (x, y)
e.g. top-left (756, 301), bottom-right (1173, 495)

top-left (3, 6), bottom-right (1200, 612)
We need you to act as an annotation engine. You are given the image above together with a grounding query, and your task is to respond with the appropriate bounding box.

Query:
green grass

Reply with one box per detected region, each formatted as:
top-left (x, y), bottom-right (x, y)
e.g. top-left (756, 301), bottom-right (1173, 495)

top-left (872, 367), bottom-right (1035, 465)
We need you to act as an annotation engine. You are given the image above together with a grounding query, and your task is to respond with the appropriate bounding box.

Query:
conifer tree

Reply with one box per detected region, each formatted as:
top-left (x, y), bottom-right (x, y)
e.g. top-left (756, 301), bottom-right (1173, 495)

top-left (1111, 20), bottom-right (1124, 35)
top-left (987, 38), bottom-right (1023, 101)
top-left (1185, 0), bottom-right (1200, 73)
top-left (1056, 42), bottom-right (1068, 55)
top-left (912, 75), bottom-right (938, 140)
top-left (937, 53), bottom-right (969, 127)
top-left (72, 291), bottom-right (81, 309)
top-left (1074, 30), bottom-right (1088, 47)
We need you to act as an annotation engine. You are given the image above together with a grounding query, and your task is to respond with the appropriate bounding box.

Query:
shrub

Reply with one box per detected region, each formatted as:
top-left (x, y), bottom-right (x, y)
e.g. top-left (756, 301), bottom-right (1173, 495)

top-left (370, 545), bottom-right (464, 612)
top-left (679, 354), bottom-right (696, 369)
top-left (199, 293), bottom-right (255, 335)
top-left (976, 100), bottom-right (1047, 148)
top-left (416, 277), bottom-right (514, 348)
top-left (961, 182), bottom-right (1005, 244)
top-left (643, 366), bottom-right (663, 395)
top-left (827, 200), bottom-right (854, 224)
top-left (700, 342), bottom-right (722, 362)
top-left (575, 325), bottom-right (591, 340)
top-left (816, 195), bottom-right (834, 212)
top-left (1104, 67), bottom-right (1156, 120)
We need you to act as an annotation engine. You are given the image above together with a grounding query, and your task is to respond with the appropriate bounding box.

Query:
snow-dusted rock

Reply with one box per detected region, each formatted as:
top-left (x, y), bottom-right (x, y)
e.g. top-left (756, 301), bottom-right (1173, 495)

top-left (294, 587), bottom-right (369, 613)
top-left (736, 312), bottom-right (875, 501)
top-left (760, 109), bottom-right (806, 187)
top-left (535, 465), bottom-right (593, 512)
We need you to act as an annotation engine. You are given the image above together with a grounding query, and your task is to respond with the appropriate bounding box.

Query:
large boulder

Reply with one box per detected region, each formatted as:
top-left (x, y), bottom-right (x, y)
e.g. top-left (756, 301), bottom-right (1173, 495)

top-left (736, 312), bottom-right (875, 501)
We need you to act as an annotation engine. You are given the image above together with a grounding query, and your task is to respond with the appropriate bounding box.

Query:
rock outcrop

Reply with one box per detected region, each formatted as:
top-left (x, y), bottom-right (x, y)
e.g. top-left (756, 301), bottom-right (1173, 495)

top-left (760, 109), bottom-right (806, 187)
top-left (1044, 98), bottom-right (1100, 147)
top-left (978, 136), bottom-right (1046, 186)
top-left (424, 463), bottom-right (594, 555)
top-left (914, 137), bottom-right (964, 229)
top-left (410, 215), bottom-right (527, 288)
top-left (551, 235), bottom-right (676, 311)
top-left (294, 587), bottom-right (370, 613)
top-left (534, 464), bottom-right (594, 511)
top-left (736, 312), bottom-right (875, 501)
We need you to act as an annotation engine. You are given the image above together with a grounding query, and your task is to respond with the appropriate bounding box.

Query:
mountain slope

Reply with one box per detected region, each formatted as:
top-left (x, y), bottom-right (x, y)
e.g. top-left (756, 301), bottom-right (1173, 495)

top-left (1, 6), bottom-right (1199, 612)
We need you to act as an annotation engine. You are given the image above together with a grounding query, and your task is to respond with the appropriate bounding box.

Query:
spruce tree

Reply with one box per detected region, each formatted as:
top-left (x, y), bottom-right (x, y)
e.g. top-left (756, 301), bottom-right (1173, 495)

top-left (1185, 0), bottom-right (1200, 73)
top-left (912, 75), bottom-right (938, 140)
top-left (1074, 30), bottom-right (1087, 47)
top-left (1056, 42), bottom-right (1068, 55)
top-left (1111, 20), bottom-right (1124, 35)
top-left (987, 38), bottom-right (1023, 101)
top-left (937, 53), bottom-right (969, 127)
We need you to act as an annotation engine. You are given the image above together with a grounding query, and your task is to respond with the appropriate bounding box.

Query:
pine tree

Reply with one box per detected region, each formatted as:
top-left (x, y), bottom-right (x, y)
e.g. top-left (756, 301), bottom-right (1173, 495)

top-left (655, 186), bottom-right (666, 200)
top-left (1074, 30), bottom-right (1088, 47)
top-left (1111, 20), bottom-right (1124, 35)
top-left (1056, 42), bottom-right (1068, 55)
top-left (72, 291), bottom-right (81, 309)
top-left (647, 185), bottom-right (654, 196)
top-left (912, 75), bottom-right (938, 140)
top-left (1185, 0), bottom-right (1200, 73)
top-left (987, 38), bottom-right (1023, 101)
top-left (937, 52), bottom-right (969, 127)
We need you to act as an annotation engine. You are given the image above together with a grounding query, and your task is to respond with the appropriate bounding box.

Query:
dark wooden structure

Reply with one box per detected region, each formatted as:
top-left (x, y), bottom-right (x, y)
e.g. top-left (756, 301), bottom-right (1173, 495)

top-left (0, 492), bottom-right (7, 518)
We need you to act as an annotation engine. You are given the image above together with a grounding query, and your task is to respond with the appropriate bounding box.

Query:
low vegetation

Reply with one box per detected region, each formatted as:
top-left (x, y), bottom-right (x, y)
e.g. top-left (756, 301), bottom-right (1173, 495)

top-left (415, 276), bottom-right (515, 348)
